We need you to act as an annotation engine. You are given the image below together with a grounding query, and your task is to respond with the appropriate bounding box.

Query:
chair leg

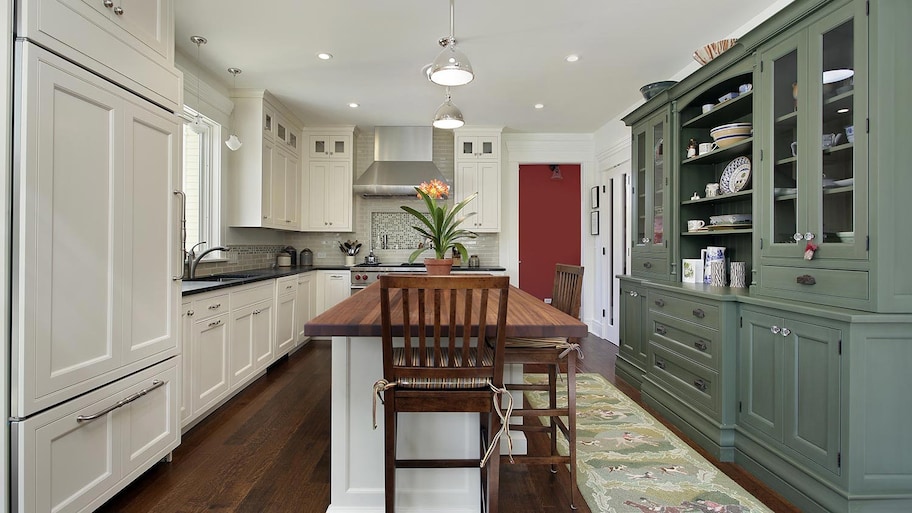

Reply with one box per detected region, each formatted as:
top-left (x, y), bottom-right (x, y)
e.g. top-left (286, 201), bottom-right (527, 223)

top-left (548, 364), bottom-right (559, 474)
top-left (479, 412), bottom-right (490, 512)
top-left (567, 353), bottom-right (578, 510)
top-left (384, 393), bottom-right (397, 513)
top-left (486, 409), bottom-right (501, 513)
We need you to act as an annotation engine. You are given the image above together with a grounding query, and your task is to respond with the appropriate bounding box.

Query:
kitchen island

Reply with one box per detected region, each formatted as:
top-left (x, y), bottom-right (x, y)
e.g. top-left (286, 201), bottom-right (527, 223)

top-left (306, 279), bottom-right (588, 513)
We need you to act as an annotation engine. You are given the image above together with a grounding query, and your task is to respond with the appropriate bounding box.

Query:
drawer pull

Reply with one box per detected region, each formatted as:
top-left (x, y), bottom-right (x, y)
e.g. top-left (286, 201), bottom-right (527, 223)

top-left (693, 379), bottom-right (708, 392)
top-left (209, 320), bottom-right (222, 328)
top-left (76, 380), bottom-right (165, 422)
top-left (643, 261), bottom-right (653, 269)
top-left (694, 340), bottom-right (708, 351)
top-left (771, 325), bottom-right (781, 334)
top-left (654, 298), bottom-right (665, 307)
top-left (655, 325), bottom-right (667, 336)
top-left (692, 308), bottom-right (705, 319)
top-left (103, 0), bottom-right (113, 7)
top-left (796, 274), bottom-right (816, 285)
top-left (655, 359), bottom-right (666, 370)
top-left (113, 5), bottom-right (123, 15)
top-left (208, 303), bottom-right (222, 310)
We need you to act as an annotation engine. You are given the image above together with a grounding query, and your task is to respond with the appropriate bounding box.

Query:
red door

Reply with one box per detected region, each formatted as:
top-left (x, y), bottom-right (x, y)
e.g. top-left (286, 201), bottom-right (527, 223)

top-left (518, 164), bottom-right (581, 301)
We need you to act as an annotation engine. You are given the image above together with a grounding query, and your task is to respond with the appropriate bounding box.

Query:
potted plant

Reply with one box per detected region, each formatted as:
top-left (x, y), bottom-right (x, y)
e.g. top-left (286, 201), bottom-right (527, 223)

top-left (401, 180), bottom-right (477, 275)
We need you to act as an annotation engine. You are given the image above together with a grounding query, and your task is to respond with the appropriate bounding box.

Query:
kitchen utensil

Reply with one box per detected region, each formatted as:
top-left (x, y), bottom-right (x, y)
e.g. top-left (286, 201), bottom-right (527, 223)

top-left (300, 248), bottom-right (313, 266)
top-left (277, 255), bottom-right (291, 267)
top-left (687, 220), bottom-right (706, 232)
top-left (698, 142), bottom-right (716, 155)
top-left (639, 80), bottom-right (677, 100)
top-left (468, 255), bottom-right (480, 268)
top-left (703, 246), bottom-right (726, 284)
top-left (720, 156), bottom-right (751, 193)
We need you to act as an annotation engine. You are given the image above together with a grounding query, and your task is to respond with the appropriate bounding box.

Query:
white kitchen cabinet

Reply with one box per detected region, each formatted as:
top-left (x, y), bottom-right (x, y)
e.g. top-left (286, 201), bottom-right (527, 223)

top-left (11, 44), bottom-right (181, 418)
top-left (180, 299), bottom-right (192, 424)
top-left (456, 134), bottom-right (499, 161)
top-left (316, 270), bottom-right (351, 317)
top-left (301, 127), bottom-right (354, 232)
top-left (16, 0), bottom-right (181, 111)
top-left (275, 276), bottom-right (298, 357)
top-left (308, 134), bottom-right (351, 160)
top-left (189, 294), bottom-right (230, 420)
top-left (12, 358), bottom-right (179, 513)
top-left (229, 282), bottom-right (275, 387)
top-left (228, 90), bottom-right (303, 231)
top-left (295, 272), bottom-right (316, 345)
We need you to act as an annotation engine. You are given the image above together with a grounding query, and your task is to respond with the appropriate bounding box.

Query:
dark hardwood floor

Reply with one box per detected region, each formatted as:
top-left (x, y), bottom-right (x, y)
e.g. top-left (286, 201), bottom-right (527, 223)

top-left (97, 335), bottom-right (798, 513)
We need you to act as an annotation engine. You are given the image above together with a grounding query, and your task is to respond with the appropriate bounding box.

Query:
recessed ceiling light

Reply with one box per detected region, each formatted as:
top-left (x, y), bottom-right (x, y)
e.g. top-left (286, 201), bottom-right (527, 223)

top-left (565, 54), bottom-right (580, 63)
top-left (317, 52), bottom-right (333, 60)
top-left (837, 107), bottom-right (849, 113)
top-left (348, 102), bottom-right (359, 108)
top-left (534, 103), bottom-right (545, 109)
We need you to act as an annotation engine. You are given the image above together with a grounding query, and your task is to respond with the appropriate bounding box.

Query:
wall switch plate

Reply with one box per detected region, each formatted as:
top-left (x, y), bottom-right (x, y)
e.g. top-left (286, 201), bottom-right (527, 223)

top-left (317, 252), bottom-right (327, 258)
top-left (544, 298), bottom-right (552, 304)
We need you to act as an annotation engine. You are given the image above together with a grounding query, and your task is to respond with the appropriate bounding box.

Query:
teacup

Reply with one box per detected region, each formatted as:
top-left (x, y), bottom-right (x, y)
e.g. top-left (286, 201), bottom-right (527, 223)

top-left (687, 220), bottom-right (706, 232)
top-left (706, 183), bottom-right (721, 197)
top-left (698, 142), bottom-right (716, 155)
top-left (845, 125), bottom-right (855, 143)
top-left (702, 103), bottom-right (714, 114)
top-left (790, 141), bottom-right (798, 157)
top-left (738, 83), bottom-right (753, 94)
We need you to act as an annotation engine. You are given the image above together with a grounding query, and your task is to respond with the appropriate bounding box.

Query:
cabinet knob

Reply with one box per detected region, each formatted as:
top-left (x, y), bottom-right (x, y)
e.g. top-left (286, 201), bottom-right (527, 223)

top-left (654, 298), bottom-right (665, 307)
top-left (804, 232), bottom-right (815, 241)
top-left (188, 310), bottom-right (194, 317)
top-left (628, 290), bottom-right (639, 297)
top-left (103, 0), bottom-right (113, 7)
top-left (771, 325), bottom-right (781, 334)
top-left (655, 359), bottom-right (667, 370)
top-left (693, 379), bottom-right (708, 392)
top-left (692, 308), bottom-right (705, 319)
top-left (655, 325), bottom-right (667, 336)
top-left (643, 261), bottom-right (653, 269)
top-left (113, 5), bottom-right (123, 15)
top-left (781, 327), bottom-right (791, 337)
top-left (793, 232), bottom-right (804, 241)
top-left (642, 237), bottom-right (651, 244)
top-left (694, 340), bottom-right (708, 351)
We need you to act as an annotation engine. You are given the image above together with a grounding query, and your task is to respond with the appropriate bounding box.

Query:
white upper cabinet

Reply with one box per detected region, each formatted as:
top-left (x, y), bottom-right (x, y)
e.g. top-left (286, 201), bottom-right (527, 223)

top-left (302, 127), bottom-right (355, 232)
top-left (16, 0), bottom-right (181, 111)
top-left (456, 134), bottom-right (499, 160)
top-left (308, 134), bottom-right (352, 160)
top-left (454, 128), bottom-right (502, 233)
top-left (11, 45), bottom-right (180, 418)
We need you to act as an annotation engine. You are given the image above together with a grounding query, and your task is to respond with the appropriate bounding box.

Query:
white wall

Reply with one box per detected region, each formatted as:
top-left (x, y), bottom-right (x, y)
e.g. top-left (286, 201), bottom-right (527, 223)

top-left (2, 1), bottom-right (11, 509)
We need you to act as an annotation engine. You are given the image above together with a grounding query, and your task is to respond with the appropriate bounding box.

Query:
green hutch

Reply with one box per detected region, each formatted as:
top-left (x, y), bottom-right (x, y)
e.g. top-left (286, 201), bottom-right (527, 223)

top-left (617, 1), bottom-right (912, 512)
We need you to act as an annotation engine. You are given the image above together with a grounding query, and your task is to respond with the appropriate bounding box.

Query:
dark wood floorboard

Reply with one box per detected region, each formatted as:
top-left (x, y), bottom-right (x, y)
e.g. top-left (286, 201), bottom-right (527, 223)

top-left (97, 335), bottom-right (798, 513)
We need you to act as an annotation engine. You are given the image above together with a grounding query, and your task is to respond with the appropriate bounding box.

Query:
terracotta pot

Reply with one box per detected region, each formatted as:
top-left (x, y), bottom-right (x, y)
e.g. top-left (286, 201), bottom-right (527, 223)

top-left (424, 258), bottom-right (454, 275)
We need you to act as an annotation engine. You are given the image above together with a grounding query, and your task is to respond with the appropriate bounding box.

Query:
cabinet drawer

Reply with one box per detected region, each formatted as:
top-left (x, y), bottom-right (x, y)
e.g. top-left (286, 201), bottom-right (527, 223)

top-left (760, 265), bottom-right (869, 301)
top-left (649, 312), bottom-right (719, 370)
top-left (648, 342), bottom-right (719, 416)
top-left (191, 293), bottom-right (229, 321)
top-left (631, 255), bottom-right (669, 278)
top-left (230, 281), bottom-right (274, 309)
top-left (276, 275), bottom-right (298, 296)
top-left (649, 291), bottom-right (720, 330)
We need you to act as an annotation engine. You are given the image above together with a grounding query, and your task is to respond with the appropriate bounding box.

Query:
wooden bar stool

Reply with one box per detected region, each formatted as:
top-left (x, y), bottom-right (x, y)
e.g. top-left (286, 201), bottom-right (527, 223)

top-left (373, 275), bottom-right (512, 513)
top-left (503, 264), bottom-right (584, 510)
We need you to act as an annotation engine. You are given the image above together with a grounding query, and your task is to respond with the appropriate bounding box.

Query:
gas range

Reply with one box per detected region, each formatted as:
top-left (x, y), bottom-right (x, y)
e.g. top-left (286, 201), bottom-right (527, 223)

top-left (350, 263), bottom-right (427, 288)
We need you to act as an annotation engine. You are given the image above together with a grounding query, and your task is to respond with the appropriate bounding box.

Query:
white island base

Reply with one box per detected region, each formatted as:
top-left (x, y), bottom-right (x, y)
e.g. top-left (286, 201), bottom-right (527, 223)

top-left (328, 336), bottom-right (526, 513)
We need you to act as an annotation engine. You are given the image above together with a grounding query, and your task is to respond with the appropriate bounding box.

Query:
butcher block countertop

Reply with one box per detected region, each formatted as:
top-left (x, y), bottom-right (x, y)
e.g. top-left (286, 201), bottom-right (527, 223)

top-left (305, 279), bottom-right (588, 339)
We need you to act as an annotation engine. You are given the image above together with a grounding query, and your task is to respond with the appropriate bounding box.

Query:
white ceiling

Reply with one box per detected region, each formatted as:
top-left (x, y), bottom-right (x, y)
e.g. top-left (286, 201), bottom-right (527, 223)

top-left (175, 1), bottom-right (790, 133)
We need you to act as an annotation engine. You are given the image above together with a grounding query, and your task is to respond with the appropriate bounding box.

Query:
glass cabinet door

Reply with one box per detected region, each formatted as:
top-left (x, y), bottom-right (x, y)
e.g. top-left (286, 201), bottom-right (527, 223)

top-left (652, 121), bottom-right (665, 250)
top-left (633, 129), bottom-right (647, 249)
top-left (630, 110), bottom-right (668, 255)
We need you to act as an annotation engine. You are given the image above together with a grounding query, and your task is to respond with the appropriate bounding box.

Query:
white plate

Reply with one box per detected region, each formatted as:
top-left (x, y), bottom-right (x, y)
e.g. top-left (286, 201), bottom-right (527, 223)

top-left (720, 156), bottom-right (751, 193)
top-left (823, 69), bottom-right (854, 84)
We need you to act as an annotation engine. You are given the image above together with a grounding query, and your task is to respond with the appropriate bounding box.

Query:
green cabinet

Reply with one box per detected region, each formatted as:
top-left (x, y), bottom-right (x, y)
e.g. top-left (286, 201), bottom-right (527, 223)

top-left (738, 306), bottom-right (842, 475)
top-left (616, 277), bottom-right (648, 388)
top-left (755, 1), bottom-right (872, 309)
top-left (629, 108), bottom-right (673, 281)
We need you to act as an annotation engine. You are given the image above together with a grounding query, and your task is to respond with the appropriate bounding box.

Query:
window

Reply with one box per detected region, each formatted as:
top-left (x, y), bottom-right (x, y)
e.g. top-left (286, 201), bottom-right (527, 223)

top-left (182, 107), bottom-right (223, 257)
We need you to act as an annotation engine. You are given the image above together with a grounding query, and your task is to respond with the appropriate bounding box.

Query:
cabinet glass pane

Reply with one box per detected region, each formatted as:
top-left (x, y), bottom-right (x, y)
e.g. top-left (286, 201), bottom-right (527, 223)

top-left (462, 141), bottom-right (473, 156)
top-left (820, 19), bottom-right (855, 244)
top-left (277, 123), bottom-right (286, 141)
top-left (314, 140), bottom-right (325, 154)
top-left (481, 141), bottom-right (493, 155)
top-left (334, 139), bottom-right (345, 154)
top-left (652, 122), bottom-right (664, 245)
top-left (772, 49), bottom-right (799, 244)
top-left (636, 131), bottom-right (646, 245)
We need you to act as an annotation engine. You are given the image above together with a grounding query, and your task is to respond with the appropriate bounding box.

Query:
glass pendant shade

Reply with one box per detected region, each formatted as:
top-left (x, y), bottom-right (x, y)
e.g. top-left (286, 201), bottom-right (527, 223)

top-left (430, 43), bottom-right (474, 86)
top-left (433, 94), bottom-right (464, 129)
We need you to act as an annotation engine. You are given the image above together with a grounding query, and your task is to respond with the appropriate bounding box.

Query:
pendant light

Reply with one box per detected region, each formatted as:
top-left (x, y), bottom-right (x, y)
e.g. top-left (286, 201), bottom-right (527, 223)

top-left (225, 67), bottom-right (243, 151)
top-left (429, 0), bottom-right (474, 86)
top-left (432, 87), bottom-right (464, 129)
top-left (189, 35), bottom-right (207, 125)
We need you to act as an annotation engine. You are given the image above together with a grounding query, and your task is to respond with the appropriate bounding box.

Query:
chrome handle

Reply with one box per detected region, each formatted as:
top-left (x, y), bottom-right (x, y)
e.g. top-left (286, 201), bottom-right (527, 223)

top-left (173, 190), bottom-right (186, 280)
top-left (655, 359), bottom-right (666, 370)
top-left (628, 290), bottom-right (639, 297)
top-left (286, 285), bottom-right (294, 290)
top-left (642, 237), bottom-right (650, 243)
top-left (654, 299), bottom-right (665, 307)
top-left (655, 325), bottom-right (667, 336)
top-left (208, 303), bottom-right (221, 310)
top-left (692, 308), bottom-right (705, 319)
top-left (781, 327), bottom-right (791, 336)
top-left (187, 310), bottom-right (194, 317)
top-left (113, 5), bottom-right (123, 15)
top-left (77, 380), bottom-right (164, 422)
top-left (209, 320), bottom-right (222, 327)
top-left (103, 0), bottom-right (113, 7)
top-left (694, 340), bottom-right (708, 351)
top-left (793, 232), bottom-right (804, 241)
top-left (804, 232), bottom-right (815, 241)
top-left (771, 325), bottom-right (781, 334)
top-left (693, 379), bottom-right (708, 392)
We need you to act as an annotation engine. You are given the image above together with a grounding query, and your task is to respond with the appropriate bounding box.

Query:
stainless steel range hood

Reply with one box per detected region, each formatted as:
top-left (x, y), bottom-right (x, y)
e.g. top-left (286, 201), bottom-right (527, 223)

top-left (352, 126), bottom-right (448, 196)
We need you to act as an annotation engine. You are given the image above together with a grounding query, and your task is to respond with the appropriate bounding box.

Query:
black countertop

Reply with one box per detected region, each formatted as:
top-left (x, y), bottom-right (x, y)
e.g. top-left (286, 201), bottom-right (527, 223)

top-left (181, 265), bottom-right (507, 297)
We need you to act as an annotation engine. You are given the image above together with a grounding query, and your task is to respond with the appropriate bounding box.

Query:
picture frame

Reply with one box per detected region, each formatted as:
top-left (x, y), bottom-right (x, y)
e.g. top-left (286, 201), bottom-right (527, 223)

top-left (590, 186), bottom-right (599, 209)
top-left (590, 211), bottom-right (599, 236)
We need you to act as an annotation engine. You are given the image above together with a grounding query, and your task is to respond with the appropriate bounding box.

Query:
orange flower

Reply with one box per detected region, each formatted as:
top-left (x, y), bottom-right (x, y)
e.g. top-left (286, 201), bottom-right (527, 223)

top-left (417, 179), bottom-right (449, 199)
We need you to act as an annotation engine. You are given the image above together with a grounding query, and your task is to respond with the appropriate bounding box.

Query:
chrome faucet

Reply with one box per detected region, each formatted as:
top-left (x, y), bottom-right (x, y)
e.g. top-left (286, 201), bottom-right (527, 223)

top-left (188, 243), bottom-right (230, 279)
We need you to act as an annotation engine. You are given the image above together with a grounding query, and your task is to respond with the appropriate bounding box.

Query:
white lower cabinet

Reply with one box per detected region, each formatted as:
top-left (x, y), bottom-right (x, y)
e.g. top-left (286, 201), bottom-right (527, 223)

top-left (12, 358), bottom-right (179, 513)
top-left (229, 283), bottom-right (275, 387)
top-left (276, 276), bottom-right (298, 357)
top-left (316, 270), bottom-right (351, 316)
top-left (295, 273), bottom-right (315, 345)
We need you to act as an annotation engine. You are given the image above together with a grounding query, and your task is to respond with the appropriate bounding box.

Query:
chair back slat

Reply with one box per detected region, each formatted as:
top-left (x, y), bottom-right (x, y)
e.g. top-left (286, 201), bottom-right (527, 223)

top-left (550, 264), bottom-right (584, 319)
top-left (380, 275), bottom-right (510, 384)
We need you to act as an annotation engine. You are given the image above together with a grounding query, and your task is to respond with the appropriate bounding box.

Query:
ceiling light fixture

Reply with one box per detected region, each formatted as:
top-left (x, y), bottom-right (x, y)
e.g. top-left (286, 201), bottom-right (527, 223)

top-left (429, 0), bottom-right (474, 86)
top-left (534, 103), bottom-right (545, 109)
top-left (550, 164), bottom-right (563, 181)
top-left (348, 102), bottom-right (360, 108)
top-left (837, 107), bottom-right (850, 114)
top-left (565, 54), bottom-right (580, 63)
top-left (189, 35), bottom-right (207, 125)
top-left (225, 67), bottom-right (243, 151)
top-left (433, 87), bottom-right (465, 129)
top-left (317, 52), bottom-right (333, 60)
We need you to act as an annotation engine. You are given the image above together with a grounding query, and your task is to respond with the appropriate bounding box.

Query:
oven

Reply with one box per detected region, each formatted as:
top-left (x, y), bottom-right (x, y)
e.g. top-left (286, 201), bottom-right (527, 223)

top-left (350, 263), bottom-right (427, 295)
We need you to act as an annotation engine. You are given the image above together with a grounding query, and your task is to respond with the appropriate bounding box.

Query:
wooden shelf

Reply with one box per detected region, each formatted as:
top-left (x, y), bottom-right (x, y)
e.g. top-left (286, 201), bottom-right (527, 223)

top-left (682, 189), bottom-right (752, 205)
top-left (681, 138), bottom-right (753, 166)
top-left (682, 228), bottom-right (753, 236)
top-left (682, 91), bottom-right (754, 128)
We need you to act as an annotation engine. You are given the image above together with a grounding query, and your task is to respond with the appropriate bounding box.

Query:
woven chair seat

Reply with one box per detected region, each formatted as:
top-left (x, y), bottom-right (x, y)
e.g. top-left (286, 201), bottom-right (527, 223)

top-left (393, 347), bottom-right (495, 389)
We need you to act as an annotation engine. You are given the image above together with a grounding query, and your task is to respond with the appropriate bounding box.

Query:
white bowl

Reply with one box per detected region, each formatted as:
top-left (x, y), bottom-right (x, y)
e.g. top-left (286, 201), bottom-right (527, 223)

top-left (714, 135), bottom-right (750, 149)
top-left (693, 38), bottom-right (738, 65)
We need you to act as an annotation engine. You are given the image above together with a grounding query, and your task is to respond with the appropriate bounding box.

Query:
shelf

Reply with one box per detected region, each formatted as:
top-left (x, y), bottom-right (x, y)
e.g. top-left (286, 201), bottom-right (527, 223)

top-left (824, 89), bottom-right (854, 106)
top-left (681, 189), bottom-right (753, 205)
top-left (775, 155), bottom-right (798, 165)
top-left (682, 228), bottom-right (753, 236)
top-left (775, 111), bottom-right (798, 124)
top-left (681, 138), bottom-right (753, 166)
top-left (823, 142), bottom-right (853, 155)
top-left (682, 91), bottom-right (754, 128)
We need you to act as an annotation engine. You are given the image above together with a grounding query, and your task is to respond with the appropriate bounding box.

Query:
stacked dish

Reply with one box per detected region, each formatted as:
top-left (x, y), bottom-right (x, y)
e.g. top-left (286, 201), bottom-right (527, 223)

top-left (693, 38), bottom-right (739, 65)
top-left (710, 122), bottom-right (752, 149)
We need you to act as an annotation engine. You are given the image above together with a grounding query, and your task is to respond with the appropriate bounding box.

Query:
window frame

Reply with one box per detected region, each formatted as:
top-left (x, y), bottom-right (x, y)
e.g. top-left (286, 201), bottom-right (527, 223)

top-left (182, 106), bottom-right (225, 261)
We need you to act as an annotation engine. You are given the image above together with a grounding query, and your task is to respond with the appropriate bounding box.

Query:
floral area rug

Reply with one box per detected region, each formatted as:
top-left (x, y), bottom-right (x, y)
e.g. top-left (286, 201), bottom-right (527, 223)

top-left (523, 373), bottom-right (771, 513)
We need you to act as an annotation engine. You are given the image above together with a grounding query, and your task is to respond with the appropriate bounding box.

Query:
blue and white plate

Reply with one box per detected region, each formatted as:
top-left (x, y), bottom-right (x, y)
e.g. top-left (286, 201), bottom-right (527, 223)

top-left (720, 156), bottom-right (751, 193)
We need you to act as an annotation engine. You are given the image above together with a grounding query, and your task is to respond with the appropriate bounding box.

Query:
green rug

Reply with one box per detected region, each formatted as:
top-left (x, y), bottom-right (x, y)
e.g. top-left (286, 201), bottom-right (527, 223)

top-left (524, 373), bottom-right (772, 513)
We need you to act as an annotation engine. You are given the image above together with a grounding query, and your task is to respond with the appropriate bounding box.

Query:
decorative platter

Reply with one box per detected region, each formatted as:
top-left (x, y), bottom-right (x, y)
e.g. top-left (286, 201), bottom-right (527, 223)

top-left (720, 156), bottom-right (751, 193)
